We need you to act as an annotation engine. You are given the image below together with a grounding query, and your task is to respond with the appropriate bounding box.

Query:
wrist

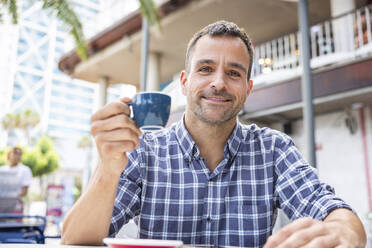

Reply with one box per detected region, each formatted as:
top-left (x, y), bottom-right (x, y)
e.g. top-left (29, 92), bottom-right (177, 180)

top-left (89, 161), bottom-right (123, 189)
top-left (98, 157), bottom-right (127, 175)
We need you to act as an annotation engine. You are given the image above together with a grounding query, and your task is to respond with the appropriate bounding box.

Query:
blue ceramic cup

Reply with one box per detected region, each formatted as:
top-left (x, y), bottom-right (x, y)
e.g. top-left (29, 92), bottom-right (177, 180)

top-left (127, 92), bottom-right (171, 131)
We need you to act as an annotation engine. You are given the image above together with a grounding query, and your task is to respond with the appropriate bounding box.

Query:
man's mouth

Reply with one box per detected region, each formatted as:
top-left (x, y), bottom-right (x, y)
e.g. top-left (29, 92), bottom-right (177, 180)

top-left (203, 96), bottom-right (231, 102)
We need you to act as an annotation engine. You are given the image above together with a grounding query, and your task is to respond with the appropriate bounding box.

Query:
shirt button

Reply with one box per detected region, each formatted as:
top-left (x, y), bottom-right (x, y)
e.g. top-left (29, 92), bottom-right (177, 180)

top-left (206, 216), bottom-right (211, 222)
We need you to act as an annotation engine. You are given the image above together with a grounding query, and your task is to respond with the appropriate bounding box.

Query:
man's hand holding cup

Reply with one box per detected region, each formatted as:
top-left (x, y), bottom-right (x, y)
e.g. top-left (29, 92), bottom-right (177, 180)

top-left (90, 97), bottom-right (142, 175)
top-left (90, 92), bottom-right (171, 175)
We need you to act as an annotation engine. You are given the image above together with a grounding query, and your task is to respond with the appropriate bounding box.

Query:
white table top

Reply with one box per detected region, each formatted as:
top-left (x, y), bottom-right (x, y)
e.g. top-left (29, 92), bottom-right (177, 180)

top-left (0, 245), bottom-right (105, 248)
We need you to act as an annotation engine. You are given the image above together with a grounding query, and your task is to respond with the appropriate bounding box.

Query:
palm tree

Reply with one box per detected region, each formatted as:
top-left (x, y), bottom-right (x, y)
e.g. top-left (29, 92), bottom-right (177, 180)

top-left (1, 112), bottom-right (20, 136)
top-left (1, 109), bottom-right (40, 146)
top-left (19, 109), bottom-right (40, 146)
top-left (77, 135), bottom-right (92, 149)
top-left (0, 0), bottom-right (160, 60)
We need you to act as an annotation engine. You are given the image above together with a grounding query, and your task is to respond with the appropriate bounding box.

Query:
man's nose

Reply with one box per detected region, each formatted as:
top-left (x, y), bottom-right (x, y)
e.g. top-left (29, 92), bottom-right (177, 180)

top-left (210, 69), bottom-right (226, 90)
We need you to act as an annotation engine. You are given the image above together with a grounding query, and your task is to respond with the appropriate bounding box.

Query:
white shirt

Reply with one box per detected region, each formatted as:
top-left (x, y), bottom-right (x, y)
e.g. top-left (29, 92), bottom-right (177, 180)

top-left (0, 164), bottom-right (32, 197)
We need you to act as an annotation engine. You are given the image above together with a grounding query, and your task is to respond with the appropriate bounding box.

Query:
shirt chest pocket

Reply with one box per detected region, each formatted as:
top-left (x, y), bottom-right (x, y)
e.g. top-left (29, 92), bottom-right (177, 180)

top-left (224, 202), bottom-right (273, 232)
top-left (219, 203), bottom-right (273, 246)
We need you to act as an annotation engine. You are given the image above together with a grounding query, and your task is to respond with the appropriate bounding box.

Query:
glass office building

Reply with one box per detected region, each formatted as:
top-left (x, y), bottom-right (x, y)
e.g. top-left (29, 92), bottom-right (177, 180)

top-left (0, 0), bottom-right (132, 170)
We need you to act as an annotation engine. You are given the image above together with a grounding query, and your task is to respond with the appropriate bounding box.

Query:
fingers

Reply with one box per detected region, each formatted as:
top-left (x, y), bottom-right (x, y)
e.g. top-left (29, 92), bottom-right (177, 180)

top-left (100, 141), bottom-right (138, 160)
top-left (91, 101), bottom-right (131, 122)
top-left (90, 99), bottom-right (142, 173)
top-left (264, 218), bottom-right (315, 248)
top-left (95, 129), bottom-right (140, 147)
top-left (276, 221), bottom-right (331, 248)
top-left (91, 114), bottom-right (141, 137)
top-left (265, 218), bottom-right (343, 248)
top-left (303, 234), bottom-right (340, 248)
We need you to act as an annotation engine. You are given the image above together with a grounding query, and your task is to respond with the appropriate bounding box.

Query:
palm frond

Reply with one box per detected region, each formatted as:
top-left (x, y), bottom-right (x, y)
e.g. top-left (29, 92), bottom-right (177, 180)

top-left (1, 0), bottom-right (161, 60)
top-left (0, 0), bottom-right (4, 23)
top-left (0, 0), bottom-right (18, 24)
top-left (138, 0), bottom-right (161, 31)
top-left (8, 0), bottom-right (17, 24)
top-left (42, 0), bottom-right (88, 60)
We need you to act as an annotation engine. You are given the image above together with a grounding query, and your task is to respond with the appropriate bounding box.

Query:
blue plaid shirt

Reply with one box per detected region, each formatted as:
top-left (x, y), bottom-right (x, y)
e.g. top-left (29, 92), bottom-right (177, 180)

top-left (109, 119), bottom-right (352, 247)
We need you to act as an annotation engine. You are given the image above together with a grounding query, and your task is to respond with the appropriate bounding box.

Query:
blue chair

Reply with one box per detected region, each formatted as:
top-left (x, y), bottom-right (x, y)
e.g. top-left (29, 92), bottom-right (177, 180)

top-left (0, 214), bottom-right (46, 244)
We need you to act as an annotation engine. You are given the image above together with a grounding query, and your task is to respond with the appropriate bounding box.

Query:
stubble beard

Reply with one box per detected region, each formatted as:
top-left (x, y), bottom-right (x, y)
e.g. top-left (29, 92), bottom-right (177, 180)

top-left (190, 97), bottom-right (242, 126)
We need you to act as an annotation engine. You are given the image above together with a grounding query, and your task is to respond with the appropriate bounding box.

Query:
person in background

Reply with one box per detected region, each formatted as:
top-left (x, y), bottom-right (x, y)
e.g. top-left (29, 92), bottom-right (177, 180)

top-left (0, 147), bottom-right (32, 197)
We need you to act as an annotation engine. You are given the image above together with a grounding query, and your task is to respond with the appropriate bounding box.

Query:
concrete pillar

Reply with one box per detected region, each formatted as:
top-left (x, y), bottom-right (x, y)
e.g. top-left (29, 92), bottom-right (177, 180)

top-left (98, 76), bottom-right (109, 108)
top-left (83, 76), bottom-right (109, 192)
top-left (331, 0), bottom-right (356, 52)
top-left (299, 0), bottom-right (316, 167)
top-left (147, 52), bottom-right (161, 91)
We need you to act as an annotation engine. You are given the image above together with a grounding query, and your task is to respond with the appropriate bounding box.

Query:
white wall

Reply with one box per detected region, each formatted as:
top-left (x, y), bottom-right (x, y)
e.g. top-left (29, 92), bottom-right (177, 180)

top-left (271, 106), bottom-right (371, 240)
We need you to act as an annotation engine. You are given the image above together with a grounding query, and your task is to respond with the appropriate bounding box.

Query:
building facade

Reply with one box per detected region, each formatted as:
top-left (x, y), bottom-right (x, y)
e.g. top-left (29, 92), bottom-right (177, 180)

top-left (0, 0), bottom-right (140, 171)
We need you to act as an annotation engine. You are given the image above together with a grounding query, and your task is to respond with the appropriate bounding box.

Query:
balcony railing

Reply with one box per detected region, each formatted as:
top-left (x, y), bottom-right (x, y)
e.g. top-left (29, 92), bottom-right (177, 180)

top-left (252, 4), bottom-right (372, 85)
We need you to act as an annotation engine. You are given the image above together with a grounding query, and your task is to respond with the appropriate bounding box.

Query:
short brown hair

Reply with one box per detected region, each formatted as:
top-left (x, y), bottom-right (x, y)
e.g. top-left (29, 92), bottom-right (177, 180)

top-left (11, 147), bottom-right (22, 155)
top-left (185, 20), bottom-right (254, 80)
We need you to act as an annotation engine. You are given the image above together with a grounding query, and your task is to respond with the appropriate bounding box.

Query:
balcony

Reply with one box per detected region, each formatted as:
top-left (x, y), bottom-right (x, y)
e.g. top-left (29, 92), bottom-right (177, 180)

top-left (58, 0), bottom-right (333, 86)
top-left (58, 0), bottom-right (372, 125)
top-left (167, 3), bottom-right (372, 124)
top-left (239, 4), bottom-right (372, 124)
top-left (253, 5), bottom-right (372, 83)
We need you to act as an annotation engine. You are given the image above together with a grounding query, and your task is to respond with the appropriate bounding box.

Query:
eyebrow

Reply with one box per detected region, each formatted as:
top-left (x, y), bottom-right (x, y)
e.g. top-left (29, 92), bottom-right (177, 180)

top-left (228, 62), bottom-right (248, 74)
top-left (195, 59), bottom-right (215, 67)
top-left (195, 59), bottom-right (247, 74)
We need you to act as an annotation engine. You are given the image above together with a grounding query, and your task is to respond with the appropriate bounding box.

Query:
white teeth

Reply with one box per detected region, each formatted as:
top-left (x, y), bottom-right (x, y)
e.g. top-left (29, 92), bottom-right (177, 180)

top-left (209, 97), bottom-right (225, 101)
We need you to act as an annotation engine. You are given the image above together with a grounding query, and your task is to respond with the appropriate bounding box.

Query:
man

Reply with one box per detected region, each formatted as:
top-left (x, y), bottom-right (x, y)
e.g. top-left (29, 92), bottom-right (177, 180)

top-left (0, 147), bottom-right (32, 213)
top-left (61, 21), bottom-right (366, 247)
top-left (0, 147), bottom-right (32, 198)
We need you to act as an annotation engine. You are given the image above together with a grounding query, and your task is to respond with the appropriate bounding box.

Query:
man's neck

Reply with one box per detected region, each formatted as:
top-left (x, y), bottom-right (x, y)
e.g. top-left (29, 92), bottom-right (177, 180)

top-left (184, 110), bottom-right (237, 171)
top-left (9, 163), bottom-right (19, 168)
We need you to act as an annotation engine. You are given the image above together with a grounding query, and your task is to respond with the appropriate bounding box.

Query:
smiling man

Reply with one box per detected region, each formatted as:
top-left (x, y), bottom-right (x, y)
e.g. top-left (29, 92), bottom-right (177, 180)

top-left (61, 21), bottom-right (366, 247)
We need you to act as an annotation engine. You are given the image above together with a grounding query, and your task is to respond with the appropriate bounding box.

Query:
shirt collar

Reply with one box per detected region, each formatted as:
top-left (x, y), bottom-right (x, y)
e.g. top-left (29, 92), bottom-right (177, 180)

top-left (175, 115), bottom-right (243, 161)
top-left (224, 121), bottom-right (243, 159)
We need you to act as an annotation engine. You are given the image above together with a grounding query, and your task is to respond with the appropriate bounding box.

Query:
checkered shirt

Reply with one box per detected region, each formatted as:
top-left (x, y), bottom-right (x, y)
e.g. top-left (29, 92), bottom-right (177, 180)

top-left (109, 119), bottom-right (352, 247)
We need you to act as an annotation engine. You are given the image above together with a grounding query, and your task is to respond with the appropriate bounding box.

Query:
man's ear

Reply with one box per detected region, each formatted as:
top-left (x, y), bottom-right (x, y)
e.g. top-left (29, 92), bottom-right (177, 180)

top-left (247, 80), bottom-right (253, 96)
top-left (180, 70), bottom-right (188, 96)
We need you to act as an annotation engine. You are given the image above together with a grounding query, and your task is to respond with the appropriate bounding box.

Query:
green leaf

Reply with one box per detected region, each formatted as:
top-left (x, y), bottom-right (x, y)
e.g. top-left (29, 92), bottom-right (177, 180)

top-left (0, 147), bottom-right (11, 166)
top-left (138, 0), bottom-right (162, 32)
top-left (0, 0), bottom-right (162, 64)
top-left (8, 0), bottom-right (17, 24)
top-left (41, 0), bottom-right (88, 60)
top-left (77, 135), bottom-right (92, 148)
top-left (0, 0), bottom-right (18, 24)
top-left (21, 136), bottom-right (60, 177)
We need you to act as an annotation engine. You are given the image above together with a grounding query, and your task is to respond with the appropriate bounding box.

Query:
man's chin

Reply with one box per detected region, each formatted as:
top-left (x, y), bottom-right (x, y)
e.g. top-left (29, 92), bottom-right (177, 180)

top-left (199, 115), bottom-right (234, 126)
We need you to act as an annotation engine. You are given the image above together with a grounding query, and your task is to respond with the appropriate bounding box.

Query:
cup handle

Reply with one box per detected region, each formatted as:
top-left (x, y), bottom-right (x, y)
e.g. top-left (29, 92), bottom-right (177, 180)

top-left (126, 102), bottom-right (134, 119)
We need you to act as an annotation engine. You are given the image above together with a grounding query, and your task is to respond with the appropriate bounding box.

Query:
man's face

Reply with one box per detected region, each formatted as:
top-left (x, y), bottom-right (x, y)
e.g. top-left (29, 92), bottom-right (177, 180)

top-left (8, 148), bottom-right (22, 166)
top-left (181, 35), bottom-right (253, 125)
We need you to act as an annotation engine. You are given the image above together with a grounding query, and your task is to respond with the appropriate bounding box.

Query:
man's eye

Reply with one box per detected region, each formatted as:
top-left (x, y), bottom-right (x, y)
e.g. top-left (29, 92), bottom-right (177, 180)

top-left (199, 66), bottom-right (212, 72)
top-left (228, 70), bottom-right (241, 77)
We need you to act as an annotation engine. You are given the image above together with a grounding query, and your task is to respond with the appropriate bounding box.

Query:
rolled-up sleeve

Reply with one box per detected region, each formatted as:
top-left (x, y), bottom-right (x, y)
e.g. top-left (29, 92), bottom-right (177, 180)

top-left (273, 135), bottom-right (353, 221)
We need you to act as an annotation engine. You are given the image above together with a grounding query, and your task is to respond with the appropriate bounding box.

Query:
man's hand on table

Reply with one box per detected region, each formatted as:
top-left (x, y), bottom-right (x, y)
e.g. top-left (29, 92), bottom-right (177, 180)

top-left (264, 209), bottom-right (366, 248)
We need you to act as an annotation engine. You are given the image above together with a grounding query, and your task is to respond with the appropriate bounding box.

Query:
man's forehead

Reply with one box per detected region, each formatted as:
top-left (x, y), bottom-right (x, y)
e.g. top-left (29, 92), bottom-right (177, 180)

top-left (194, 35), bottom-right (245, 49)
top-left (190, 35), bottom-right (250, 67)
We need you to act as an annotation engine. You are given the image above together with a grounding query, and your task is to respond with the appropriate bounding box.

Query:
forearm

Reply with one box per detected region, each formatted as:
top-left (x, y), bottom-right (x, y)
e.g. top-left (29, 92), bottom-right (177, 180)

top-left (324, 208), bottom-right (366, 248)
top-left (61, 164), bottom-right (121, 246)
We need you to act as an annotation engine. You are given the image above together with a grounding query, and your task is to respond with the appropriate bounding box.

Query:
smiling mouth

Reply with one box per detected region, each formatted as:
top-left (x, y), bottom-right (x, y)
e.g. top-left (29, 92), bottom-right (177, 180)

top-left (203, 96), bottom-right (231, 102)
